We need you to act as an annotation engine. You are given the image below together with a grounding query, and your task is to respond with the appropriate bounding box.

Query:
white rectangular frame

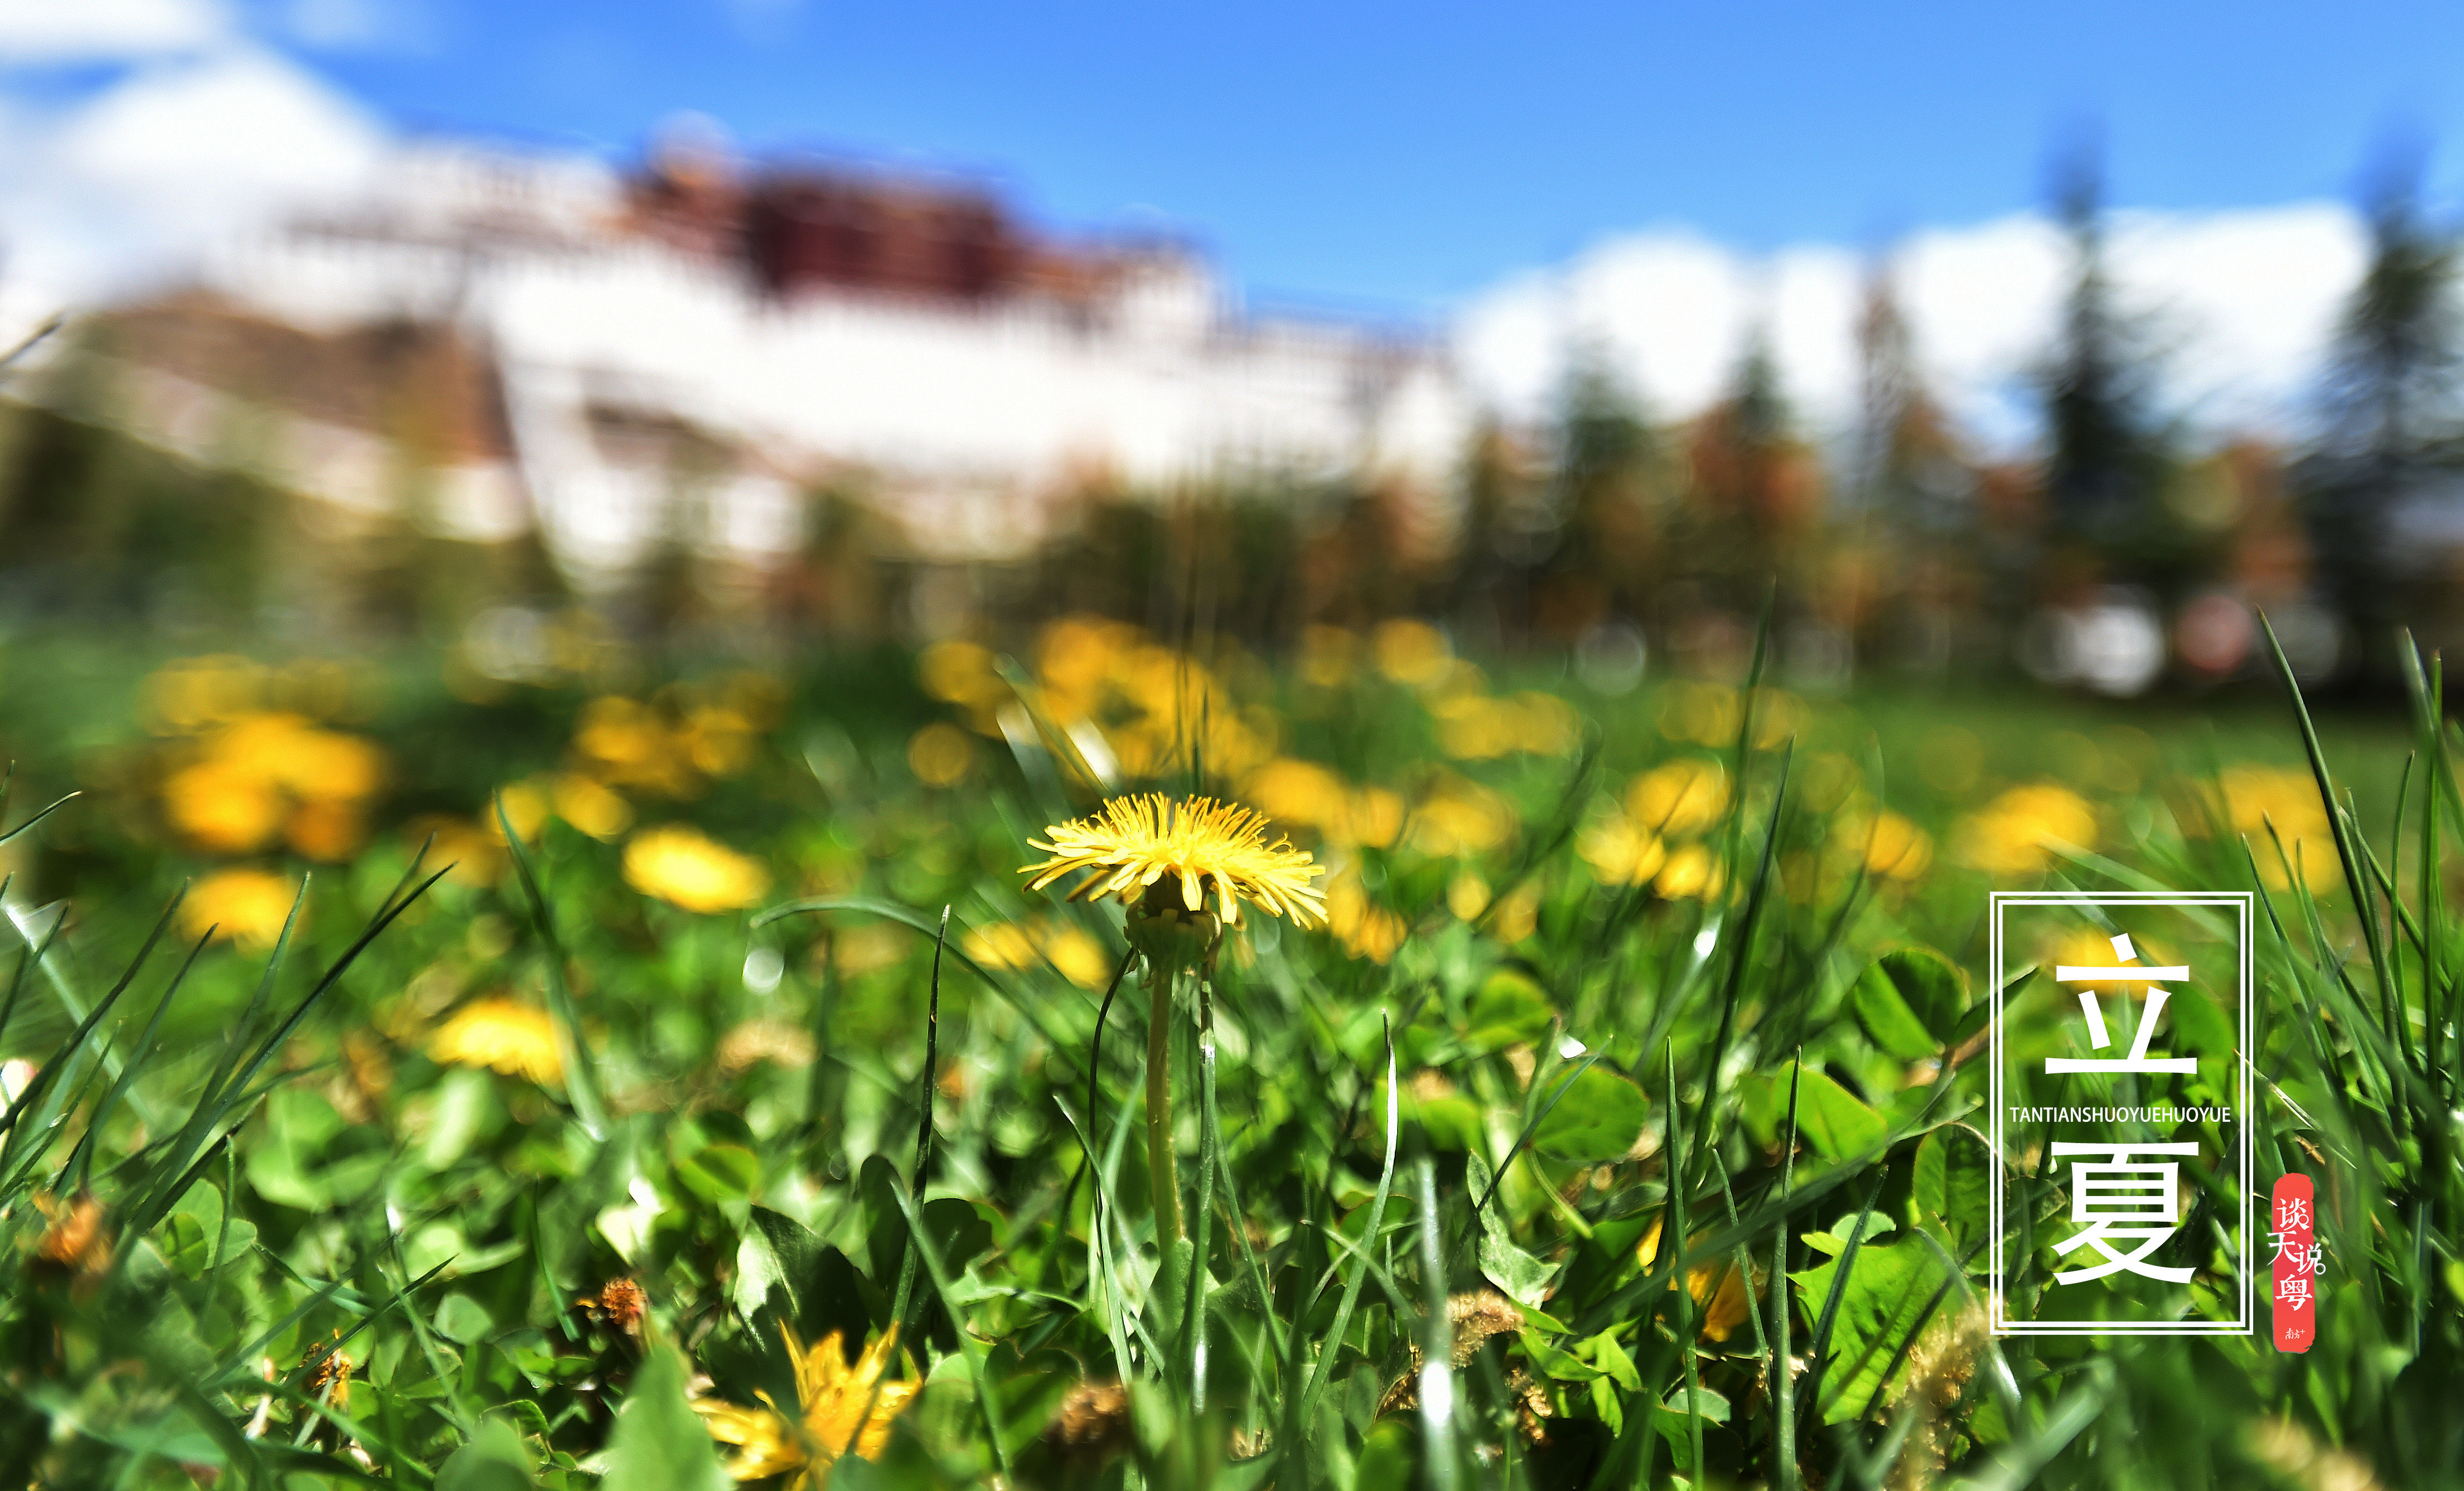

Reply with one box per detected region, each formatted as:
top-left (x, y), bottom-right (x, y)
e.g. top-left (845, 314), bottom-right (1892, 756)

top-left (1987, 890), bottom-right (2254, 1337)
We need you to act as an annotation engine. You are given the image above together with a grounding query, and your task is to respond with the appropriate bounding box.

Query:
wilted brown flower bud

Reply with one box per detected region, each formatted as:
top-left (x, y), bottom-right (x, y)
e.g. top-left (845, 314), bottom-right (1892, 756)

top-left (33, 1192), bottom-right (112, 1282)
top-left (1044, 1379), bottom-right (1132, 1470)
top-left (578, 1277), bottom-right (648, 1334)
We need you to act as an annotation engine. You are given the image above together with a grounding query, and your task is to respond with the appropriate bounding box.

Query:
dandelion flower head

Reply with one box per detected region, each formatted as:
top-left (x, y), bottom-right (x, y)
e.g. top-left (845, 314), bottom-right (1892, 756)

top-left (694, 1324), bottom-right (919, 1487)
top-left (1021, 793), bottom-right (1325, 929)
top-left (429, 997), bottom-right (563, 1085)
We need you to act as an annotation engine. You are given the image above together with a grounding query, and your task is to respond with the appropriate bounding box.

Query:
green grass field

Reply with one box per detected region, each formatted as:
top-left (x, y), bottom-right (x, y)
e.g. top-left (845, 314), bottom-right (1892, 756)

top-left (0, 619), bottom-right (2453, 1489)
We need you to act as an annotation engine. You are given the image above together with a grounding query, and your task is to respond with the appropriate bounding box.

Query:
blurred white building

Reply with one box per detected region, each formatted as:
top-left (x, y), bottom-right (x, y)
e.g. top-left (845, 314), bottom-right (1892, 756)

top-left (116, 137), bottom-right (1471, 587)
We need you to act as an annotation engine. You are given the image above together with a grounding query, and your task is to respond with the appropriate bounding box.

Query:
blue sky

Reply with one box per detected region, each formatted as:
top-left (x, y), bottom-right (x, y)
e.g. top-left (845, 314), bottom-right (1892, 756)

top-left (285, 0), bottom-right (2464, 309)
top-left (0, 0), bottom-right (2453, 440)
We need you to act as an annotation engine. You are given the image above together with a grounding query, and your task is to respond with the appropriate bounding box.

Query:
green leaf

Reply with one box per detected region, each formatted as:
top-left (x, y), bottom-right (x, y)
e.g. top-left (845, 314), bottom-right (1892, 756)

top-left (1741, 1062), bottom-right (1886, 1158)
top-left (1667, 1383), bottom-right (1729, 1424)
top-left (1417, 1094), bottom-right (1487, 1152)
top-left (1465, 1151), bottom-right (1558, 1308)
top-left (435, 1417), bottom-right (538, 1491)
top-left (1582, 1330), bottom-right (1642, 1392)
top-left (1531, 1066), bottom-right (1650, 1163)
top-left (1852, 961), bottom-right (1938, 1063)
top-left (1911, 1126), bottom-right (1993, 1257)
top-left (2166, 982), bottom-right (2237, 1058)
top-left (1789, 1240), bottom-right (1958, 1423)
top-left (1356, 1416), bottom-right (1419, 1486)
top-left (435, 1292), bottom-right (497, 1346)
top-left (741, 1209), bottom-right (883, 1346)
top-left (1462, 967), bottom-right (1555, 1054)
top-left (1854, 947), bottom-right (1967, 1056)
top-left (675, 1142), bottom-right (759, 1204)
top-left (600, 1343), bottom-right (732, 1491)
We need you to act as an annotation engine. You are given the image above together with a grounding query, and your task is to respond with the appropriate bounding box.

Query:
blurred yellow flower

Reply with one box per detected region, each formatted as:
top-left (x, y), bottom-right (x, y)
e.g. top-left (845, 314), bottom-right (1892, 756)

top-left (163, 760), bottom-right (284, 854)
top-left (1244, 758), bottom-right (1351, 833)
top-left (834, 924), bottom-right (910, 977)
top-left (142, 655), bottom-right (268, 734)
top-left (684, 704), bottom-right (758, 777)
top-left (226, 715), bottom-right (385, 802)
top-left (962, 917), bottom-right (1116, 990)
top-left (694, 1324), bottom-right (919, 1488)
top-left (1325, 869), bottom-right (1408, 963)
top-left (1373, 618), bottom-right (1453, 686)
top-left (1657, 683), bottom-right (1797, 749)
top-left (625, 825), bottom-right (772, 913)
top-left (1434, 691), bottom-right (1582, 760)
top-left (1490, 883), bottom-right (1541, 943)
top-left (1658, 682), bottom-right (1740, 747)
top-left (573, 696), bottom-right (706, 797)
top-left (402, 815), bottom-right (505, 887)
top-left (284, 798), bottom-right (365, 863)
top-left (1627, 759), bottom-right (1729, 839)
top-left (906, 722), bottom-right (976, 786)
top-left (1954, 783), bottom-right (2098, 877)
top-left (1861, 811), bottom-right (1934, 881)
top-left (1636, 1217), bottom-right (1758, 1343)
top-left (964, 922), bottom-right (1039, 969)
top-left (2047, 926), bottom-right (2176, 993)
top-left (180, 868), bottom-right (298, 950)
top-left (1577, 812), bottom-right (1668, 887)
top-left (160, 713), bottom-right (388, 858)
top-left (552, 773), bottom-right (634, 840)
top-left (1022, 795), bottom-right (1324, 929)
top-left (429, 998), bottom-right (562, 1085)
top-left (1405, 776), bottom-right (1516, 858)
top-left (1655, 844), bottom-right (1726, 901)
top-left (1298, 625), bottom-right (1359, 688)
top-left (1446, 872), bottom-right (1492, 921)
top-left (1341, 786), bottom-right (1406, 849)
top-left (2210, 766), bottom-right (2340, 892)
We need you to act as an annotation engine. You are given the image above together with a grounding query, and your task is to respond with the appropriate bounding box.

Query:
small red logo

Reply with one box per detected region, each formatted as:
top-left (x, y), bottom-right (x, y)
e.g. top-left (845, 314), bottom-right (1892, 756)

top-left (2270, 1174), bottom-right (2316, 1352)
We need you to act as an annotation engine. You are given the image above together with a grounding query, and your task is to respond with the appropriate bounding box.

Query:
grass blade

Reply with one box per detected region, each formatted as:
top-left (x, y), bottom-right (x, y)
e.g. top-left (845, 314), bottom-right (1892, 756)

top-left (493, 795), bottom-right (609, 1138)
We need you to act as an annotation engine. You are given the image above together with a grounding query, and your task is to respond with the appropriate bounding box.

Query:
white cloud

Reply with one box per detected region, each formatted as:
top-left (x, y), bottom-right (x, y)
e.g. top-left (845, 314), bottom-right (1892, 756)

top-left (279, 0), bottom-right (433, 54)
top-left (0, 43), bottom-right (386, 303)
top-left (1455, 202), bottom-right (2373, 455)
top-left (0, 0), bottom-right (233, 63)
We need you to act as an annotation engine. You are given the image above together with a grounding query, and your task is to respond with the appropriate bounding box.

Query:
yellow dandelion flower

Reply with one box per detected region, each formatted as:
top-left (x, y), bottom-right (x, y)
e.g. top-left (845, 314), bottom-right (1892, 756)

top-left (1861, 811), bottom-right (1933, 881)
top-left (429, 998), bottom-right (563, 1085)
top-left (624, 825), bottom-right (771, 913)
top-left (1636, 1218), bottom-right (1760, 1343)
top-left (163, 759), bottom-right (285, 854)
top-left (1325, 870), bottom-right (1408, 963)
top-left (1577, 812), bottom-right (1668, 887)
top-left (1655, 843), bottom-right (1726, 901)
top-left (1405, 776), bottom-right (1516, 858)
top-left (180, 868), bottom-right (299, 950)
top-left (695, 1324), bottom-right (920, 1488)
top-left (1020, 795), bottom-right (1325, 930)
top-left (1043, 924), bottom-right (1114, 990)
top-left (2211, 766), bottom-right (2340, 891)
top-left (1953, 783), bottom-right (2098, 877)
top-left (1243, 758), bottom-right (1351, 834)
top-left (960, 918), bottom-right (1116, 990)
top-left (552, 773), bottom-right (635, 840)
top-left (1627, 758), bottom-right (1730, 839)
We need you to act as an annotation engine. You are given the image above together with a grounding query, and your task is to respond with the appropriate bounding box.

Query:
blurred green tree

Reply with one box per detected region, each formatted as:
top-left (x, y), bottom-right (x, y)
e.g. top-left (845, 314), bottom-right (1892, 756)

top-left (2039, 140), bottom-right (2183, 580)
top-left (2299, 138), bottom-right (2463, 674)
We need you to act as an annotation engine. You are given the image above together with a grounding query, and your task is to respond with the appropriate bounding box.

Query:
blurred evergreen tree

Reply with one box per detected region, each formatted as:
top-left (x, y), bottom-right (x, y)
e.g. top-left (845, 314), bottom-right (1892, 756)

top-left (1684, 325), bottom-right (1822, 611)
top-left (2040, 142), bottom-right (2180, 571)
top-left (1543, 350), bottom-right (1663, 639)
top-left (1852, 266), bottom-right (1988, 672)
top-left (2299, 139), bottom-right (2462, 670)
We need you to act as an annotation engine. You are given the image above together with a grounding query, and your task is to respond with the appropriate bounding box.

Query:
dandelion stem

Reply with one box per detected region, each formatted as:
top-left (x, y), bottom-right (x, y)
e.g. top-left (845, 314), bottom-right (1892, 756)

top-left (1147, 958), bottom-right (1184, 1245)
